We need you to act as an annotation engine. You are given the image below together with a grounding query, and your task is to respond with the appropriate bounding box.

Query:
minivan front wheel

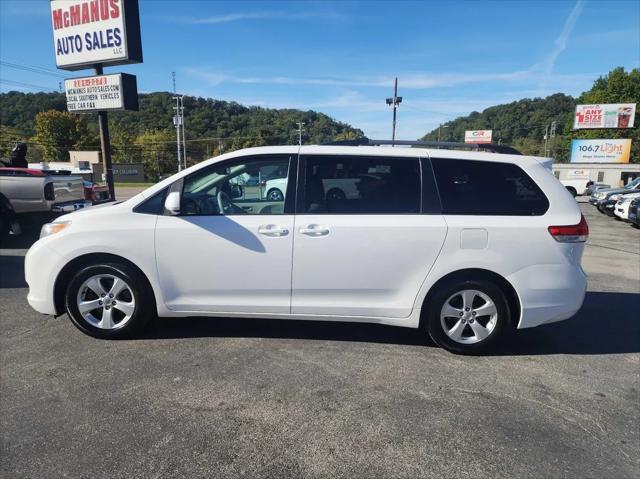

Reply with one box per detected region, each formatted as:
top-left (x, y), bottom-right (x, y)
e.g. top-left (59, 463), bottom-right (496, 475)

top-left (65, 263), bottom-right (153, 339)
top-left (426, 279), bottom-right (509, 354)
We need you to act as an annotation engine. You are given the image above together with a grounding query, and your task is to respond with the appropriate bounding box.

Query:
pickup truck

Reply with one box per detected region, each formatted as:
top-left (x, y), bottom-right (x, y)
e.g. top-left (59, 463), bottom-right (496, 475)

top-left (0, 167), bottom-right (91, 240)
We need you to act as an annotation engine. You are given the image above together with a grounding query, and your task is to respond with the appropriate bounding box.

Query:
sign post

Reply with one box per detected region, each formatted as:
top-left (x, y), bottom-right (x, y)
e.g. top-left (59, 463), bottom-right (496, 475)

top-left (50, 0), bottom-right (143, 201)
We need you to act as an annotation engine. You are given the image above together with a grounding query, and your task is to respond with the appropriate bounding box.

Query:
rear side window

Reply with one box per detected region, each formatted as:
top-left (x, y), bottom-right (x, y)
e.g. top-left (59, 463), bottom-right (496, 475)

top-left (432, 158), bottom-right (549, 216)
top-left (301, 156), bottom-right (421, 214)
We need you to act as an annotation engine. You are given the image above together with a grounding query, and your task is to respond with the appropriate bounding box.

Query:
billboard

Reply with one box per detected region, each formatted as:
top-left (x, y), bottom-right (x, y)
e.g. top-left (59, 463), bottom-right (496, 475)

top-left (50, 0), bottom-right (143, 71)
top-left (65, 73), bottom-right (138, 112)
top-left (573, 103), bottom-right (636, 129)
top-left (570, 139), bottom-right (632, 164)
top-left (464, 130), bottom-right (493, 144)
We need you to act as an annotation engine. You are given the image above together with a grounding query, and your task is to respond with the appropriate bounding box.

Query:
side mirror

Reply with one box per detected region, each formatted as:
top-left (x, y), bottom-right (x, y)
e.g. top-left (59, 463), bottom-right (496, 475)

top-left (164, 191), bottom-right (181, 215)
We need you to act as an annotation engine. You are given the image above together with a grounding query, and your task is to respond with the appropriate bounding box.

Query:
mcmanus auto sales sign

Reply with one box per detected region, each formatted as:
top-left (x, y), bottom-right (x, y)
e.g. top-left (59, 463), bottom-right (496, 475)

top-left (50, 0), bottom-right (142, 70)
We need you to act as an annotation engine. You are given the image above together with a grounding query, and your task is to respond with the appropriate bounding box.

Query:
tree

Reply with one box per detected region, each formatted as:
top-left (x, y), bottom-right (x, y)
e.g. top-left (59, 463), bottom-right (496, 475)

top-left (111, 124), bottom-right (139, 164)
top-left (32, 110), bottom-right (94, 162)
top-left (134, 130), bottom-right (176, 180)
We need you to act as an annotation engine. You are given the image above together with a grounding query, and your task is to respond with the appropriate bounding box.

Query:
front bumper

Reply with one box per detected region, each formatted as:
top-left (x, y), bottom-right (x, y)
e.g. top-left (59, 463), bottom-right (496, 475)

top-left (25, 239), bottom-right (67, 315)
top-left (51, 200), bottom-right (92, 213)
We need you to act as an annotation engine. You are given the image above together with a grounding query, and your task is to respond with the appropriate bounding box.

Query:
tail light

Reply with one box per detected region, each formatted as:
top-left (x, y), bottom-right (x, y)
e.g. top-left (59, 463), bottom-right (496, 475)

top-left (548, 214), bottom-right (589, 243)
top-left (44, 183), bottom-right (55, 201)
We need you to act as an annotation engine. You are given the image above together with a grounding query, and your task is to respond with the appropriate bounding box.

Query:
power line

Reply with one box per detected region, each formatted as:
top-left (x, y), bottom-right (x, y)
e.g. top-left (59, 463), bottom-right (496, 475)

top-left (0, 61), bottom-right (70, 79)
top-left (0, 79), bottom-right (58, 91)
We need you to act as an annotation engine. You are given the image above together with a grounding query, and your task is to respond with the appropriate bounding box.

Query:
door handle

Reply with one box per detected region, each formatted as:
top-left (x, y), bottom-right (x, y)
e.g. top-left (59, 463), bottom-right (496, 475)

top-left (258, 225), bottom-right (289, 237)
top-left (299, 224), bottom-right (330, 236)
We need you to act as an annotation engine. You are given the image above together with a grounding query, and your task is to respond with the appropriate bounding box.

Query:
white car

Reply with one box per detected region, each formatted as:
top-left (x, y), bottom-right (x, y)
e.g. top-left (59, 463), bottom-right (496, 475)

top-left (25, 144), bottom-right (588, 354)
top-left (263, 176), bottom-right (362, 202)
top-left (614, 192), bottom-right (640, 221)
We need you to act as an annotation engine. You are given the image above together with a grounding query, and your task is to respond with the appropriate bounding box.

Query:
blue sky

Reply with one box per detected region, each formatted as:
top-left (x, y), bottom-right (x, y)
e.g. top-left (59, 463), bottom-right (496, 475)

top-left (1, 0), bottom-right (639, 139)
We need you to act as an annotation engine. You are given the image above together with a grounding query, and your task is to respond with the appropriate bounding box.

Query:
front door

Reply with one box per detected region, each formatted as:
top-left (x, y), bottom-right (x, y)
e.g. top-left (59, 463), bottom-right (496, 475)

top-left (155, 154), bottom-right (296, 313)
top-left (291, 154), bottom-right (447, 319)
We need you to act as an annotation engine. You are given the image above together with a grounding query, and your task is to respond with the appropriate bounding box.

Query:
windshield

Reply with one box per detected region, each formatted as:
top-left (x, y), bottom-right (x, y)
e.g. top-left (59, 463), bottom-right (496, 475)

top-left (624, 177), bottom-right (640, 189)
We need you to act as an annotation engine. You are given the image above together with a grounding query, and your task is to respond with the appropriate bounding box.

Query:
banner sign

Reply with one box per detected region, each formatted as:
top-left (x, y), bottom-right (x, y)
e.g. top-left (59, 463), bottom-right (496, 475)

top-left (570, 139), bottom-right (632, 164)
top-left (50, 0), bottom-right (143, 71)
top-left (65, 73), bottom-right (138, 112)
top-left (573, 103), bottom-right (636, 129)
top-left (464, 130), bottom-right (493, 144)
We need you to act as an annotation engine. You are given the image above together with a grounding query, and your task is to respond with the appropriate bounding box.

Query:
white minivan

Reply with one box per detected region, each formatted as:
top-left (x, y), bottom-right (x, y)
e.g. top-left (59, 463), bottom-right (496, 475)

top-left (25, 144), bottom-right (588, 354)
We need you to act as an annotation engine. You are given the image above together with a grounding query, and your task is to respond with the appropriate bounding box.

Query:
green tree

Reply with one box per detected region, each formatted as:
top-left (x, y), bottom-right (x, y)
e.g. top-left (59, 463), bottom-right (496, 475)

top-left (32, 110), bottom-right (91, 162)
top-left (134, 130), bottom-right (176, 180)
top-left (111, 124), bottom-right (139, 164)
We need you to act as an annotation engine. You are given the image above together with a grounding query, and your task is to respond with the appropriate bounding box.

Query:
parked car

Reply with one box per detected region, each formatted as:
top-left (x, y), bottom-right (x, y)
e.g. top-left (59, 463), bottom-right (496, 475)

top-left (263, 176), bottom-right (364, 203)
top-left (25, 144), bottom-right (588, 354)
top-left (83, 181), bottom-right (110, 204)
top-left (628, 198), bottom-right (639, 227)
top-left (0, 167), bottom-right (90, 241)
top-left (590, 177), bottom-right (640, 206)
top-left (584, 182), bottom-right (611, 196)
top-left (614, 192), bottom-right (640, 221)
top-left (598, 186), bottom-right (640, 216)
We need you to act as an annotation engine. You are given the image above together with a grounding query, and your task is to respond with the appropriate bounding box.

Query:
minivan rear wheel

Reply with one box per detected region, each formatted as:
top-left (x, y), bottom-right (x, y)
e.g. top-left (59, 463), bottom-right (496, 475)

top-left (426, 279), bottom-right (510, 354)
top-left (65, 262), bottom-right (153, 339)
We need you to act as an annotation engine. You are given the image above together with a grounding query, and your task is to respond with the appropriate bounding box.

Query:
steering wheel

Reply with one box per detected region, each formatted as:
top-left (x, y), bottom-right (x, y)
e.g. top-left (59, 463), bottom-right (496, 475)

top-left (217, 190), bottom-right (233, 214)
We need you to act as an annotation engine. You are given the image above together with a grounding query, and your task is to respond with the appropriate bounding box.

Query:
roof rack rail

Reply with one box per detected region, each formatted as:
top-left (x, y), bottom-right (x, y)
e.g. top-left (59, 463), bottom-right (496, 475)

top-left (322, 138), bottom-right (522, 155)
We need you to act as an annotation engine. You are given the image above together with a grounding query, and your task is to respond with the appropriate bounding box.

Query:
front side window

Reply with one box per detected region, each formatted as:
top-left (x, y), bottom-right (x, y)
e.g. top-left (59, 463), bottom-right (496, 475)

top-left (432, 158), bottom-right (549, 216)
top-left (301, 156), bottom-right (421, 214)
top-left (181, 156), bottom-right (290, 215)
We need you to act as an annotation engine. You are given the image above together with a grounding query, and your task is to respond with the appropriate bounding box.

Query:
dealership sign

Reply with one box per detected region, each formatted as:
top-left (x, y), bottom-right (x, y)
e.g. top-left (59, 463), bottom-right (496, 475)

top-left (573, 103), bottom-right (636, 129)
top-left (50, 0), bottom-right (142, 70)
top-left (570, 139), bottom-right (632, 164)
top-left (65, 73), bottom-right (138, 112)
top-left (464, 130), bottom-right (493, 144)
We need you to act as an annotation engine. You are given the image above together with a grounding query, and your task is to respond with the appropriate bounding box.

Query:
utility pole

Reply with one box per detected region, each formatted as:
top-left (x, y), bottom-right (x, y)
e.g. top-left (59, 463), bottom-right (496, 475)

top-left (95, 64), bottom-right (115, 200)
top-left (543, 120), bottom-right (557, 157)
top-left (438, 123), bottom-right (448, 142)
top-left (296, 122), bottom-right (305, 145)
top-left (172, 72), bottom-right (183, 172)
top-left (180, 96), bottom-right (187, 169)
top-left (385, 77), bottom-right (402, 145)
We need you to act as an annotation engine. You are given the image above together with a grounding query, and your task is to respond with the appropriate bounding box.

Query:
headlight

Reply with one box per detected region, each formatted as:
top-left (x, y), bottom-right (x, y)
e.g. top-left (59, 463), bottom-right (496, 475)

top-left (610, 194), bottom-right (621, 201)
top-left (597, 192), bottom-right (606, 199)
top-left (40, 221), bottom-right (71, 239)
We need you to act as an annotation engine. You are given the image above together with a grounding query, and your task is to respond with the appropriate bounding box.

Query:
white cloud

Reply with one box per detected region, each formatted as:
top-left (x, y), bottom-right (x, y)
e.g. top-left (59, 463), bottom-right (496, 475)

top-left (185, 68), bottom-right (538, 90)
top-left (537, 0), bottom-right (585, 87)
top-left (173, 11), bottom-right (345, 25)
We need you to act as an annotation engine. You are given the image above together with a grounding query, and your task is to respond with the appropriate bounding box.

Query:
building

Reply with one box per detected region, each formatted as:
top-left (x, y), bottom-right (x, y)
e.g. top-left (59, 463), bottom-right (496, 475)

top-left (552, 162), bottom-right (640, 188)
top-left (28, 151), bottom-right (146, 183)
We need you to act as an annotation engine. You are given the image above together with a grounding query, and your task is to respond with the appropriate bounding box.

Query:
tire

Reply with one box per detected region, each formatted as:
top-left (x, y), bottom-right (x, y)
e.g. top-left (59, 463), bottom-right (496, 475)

top-left (425, 279), bottom-right (510, 354)
top-left (0, 215), bottom-right (9, 246)
top-left (65, 262), bottom-right (154, 339)
top-left (326, 188), bottom-right (346, 201)
top-left (566, 187), bottom-right (577, 198)
top-left (266, 188), bottom-right (284, 202)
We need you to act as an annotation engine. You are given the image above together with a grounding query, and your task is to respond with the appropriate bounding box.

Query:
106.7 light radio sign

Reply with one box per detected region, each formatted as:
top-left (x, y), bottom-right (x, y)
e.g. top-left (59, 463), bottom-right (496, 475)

top-left (50, 0), bottom-right (142, 70)
top-left (65, 73), bottom-right (138, 112)
top-left (573, 103), bottom-right (636, 129)
top-left (570, 139), bottom-right (632, 164)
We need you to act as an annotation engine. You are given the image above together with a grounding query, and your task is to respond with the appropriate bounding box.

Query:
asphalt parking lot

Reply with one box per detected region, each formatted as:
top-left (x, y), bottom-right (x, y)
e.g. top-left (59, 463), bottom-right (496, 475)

top-left (1, 198), bottom-right (638, 479)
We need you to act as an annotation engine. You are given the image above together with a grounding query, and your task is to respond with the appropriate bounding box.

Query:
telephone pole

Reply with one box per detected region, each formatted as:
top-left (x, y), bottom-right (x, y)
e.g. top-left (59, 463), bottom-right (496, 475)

top-left (385, 77), bottom-right (402, 145)
top-left (296, 122), bottom-right (305, 145)
top-left (172, 72), bottom-right (183, 172)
